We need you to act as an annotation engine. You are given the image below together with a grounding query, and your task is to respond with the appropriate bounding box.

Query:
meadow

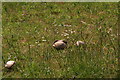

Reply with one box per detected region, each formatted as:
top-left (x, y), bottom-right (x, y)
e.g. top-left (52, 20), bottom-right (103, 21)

top-left (2, 2), bottom-right (119, 78)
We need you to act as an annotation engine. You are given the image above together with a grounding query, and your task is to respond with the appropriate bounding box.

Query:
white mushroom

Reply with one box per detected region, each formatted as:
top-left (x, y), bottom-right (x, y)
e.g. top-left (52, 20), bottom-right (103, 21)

top-left (76, 41), bottom-right (85, 46)
top-left (5, 61), bottom-right (15, 68)
top-left (53, 40), bottom-right (67, 50)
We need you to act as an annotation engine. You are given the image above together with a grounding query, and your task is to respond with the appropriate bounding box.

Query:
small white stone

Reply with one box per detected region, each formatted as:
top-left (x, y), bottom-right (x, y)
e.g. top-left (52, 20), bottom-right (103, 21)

top-left (5, 61), bottom-right (15, 68)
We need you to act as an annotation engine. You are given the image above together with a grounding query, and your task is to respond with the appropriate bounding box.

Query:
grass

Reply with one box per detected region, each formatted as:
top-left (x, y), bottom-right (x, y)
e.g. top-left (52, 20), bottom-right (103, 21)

top-left (2, 2), bottom-right (119, 78)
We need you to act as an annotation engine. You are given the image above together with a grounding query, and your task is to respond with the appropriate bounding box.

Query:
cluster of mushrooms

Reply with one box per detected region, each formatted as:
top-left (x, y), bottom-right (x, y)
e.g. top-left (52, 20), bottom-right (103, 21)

top-left (5, 40), bottom-right (85, 69)
top-left (53, 40), bottom-right (85, 49)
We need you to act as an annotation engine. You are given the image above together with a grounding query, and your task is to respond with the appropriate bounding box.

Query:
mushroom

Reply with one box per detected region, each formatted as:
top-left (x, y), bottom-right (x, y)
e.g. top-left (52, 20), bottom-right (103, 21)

top-left (53, 40), bottom-right (67, 50)
top-left (76, 41), bottom-right (85, 46)
top-left (5, 61), bottom-right (15, 69)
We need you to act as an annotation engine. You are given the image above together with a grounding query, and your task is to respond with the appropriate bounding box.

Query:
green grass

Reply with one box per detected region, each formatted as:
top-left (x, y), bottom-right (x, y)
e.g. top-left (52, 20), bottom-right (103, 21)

top-left (2, 2), bottom-right (118, 78)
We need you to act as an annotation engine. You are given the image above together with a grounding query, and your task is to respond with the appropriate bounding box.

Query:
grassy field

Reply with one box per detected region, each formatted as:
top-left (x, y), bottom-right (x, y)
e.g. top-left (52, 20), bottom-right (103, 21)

top-left (2, 2), bottom-right (119, 78)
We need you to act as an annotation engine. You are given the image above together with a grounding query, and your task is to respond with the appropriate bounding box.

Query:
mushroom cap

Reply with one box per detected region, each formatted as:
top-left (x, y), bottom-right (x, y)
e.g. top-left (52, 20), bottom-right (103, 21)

top-left (53, 40), bottom-right (67, 49)
top-left (53, 40), bottom-right (67, 44)
top-left (76, 41), bottom-right (85, 46)
top-left (5, 61), bottom-right (15, 68)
